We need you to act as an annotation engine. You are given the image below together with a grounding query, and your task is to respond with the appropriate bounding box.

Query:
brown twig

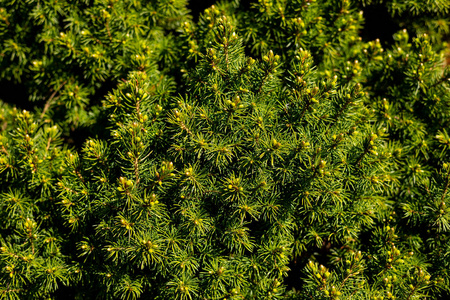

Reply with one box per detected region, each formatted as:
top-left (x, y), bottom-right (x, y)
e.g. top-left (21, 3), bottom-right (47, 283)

top-left (40, 81), bottom-right (67, 119)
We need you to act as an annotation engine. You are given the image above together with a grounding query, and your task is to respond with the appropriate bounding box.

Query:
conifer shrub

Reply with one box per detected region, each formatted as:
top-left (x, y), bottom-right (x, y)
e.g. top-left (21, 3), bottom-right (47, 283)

top-left (0, 0), bottom-right (449, 299)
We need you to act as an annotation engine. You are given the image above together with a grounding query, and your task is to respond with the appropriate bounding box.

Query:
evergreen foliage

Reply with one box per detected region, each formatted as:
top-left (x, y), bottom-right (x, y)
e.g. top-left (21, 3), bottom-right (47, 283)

top-left (0, 0), bottom-right (449, 299)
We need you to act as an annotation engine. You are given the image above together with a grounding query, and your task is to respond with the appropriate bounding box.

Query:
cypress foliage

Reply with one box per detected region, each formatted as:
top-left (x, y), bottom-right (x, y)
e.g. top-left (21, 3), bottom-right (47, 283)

top-left (0, 0), bottom-right (449, 299)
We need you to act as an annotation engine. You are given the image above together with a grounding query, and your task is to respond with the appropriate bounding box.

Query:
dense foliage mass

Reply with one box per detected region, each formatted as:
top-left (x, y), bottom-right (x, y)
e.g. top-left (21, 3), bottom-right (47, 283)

top-left (1, 0), bottom-right (449, 299)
